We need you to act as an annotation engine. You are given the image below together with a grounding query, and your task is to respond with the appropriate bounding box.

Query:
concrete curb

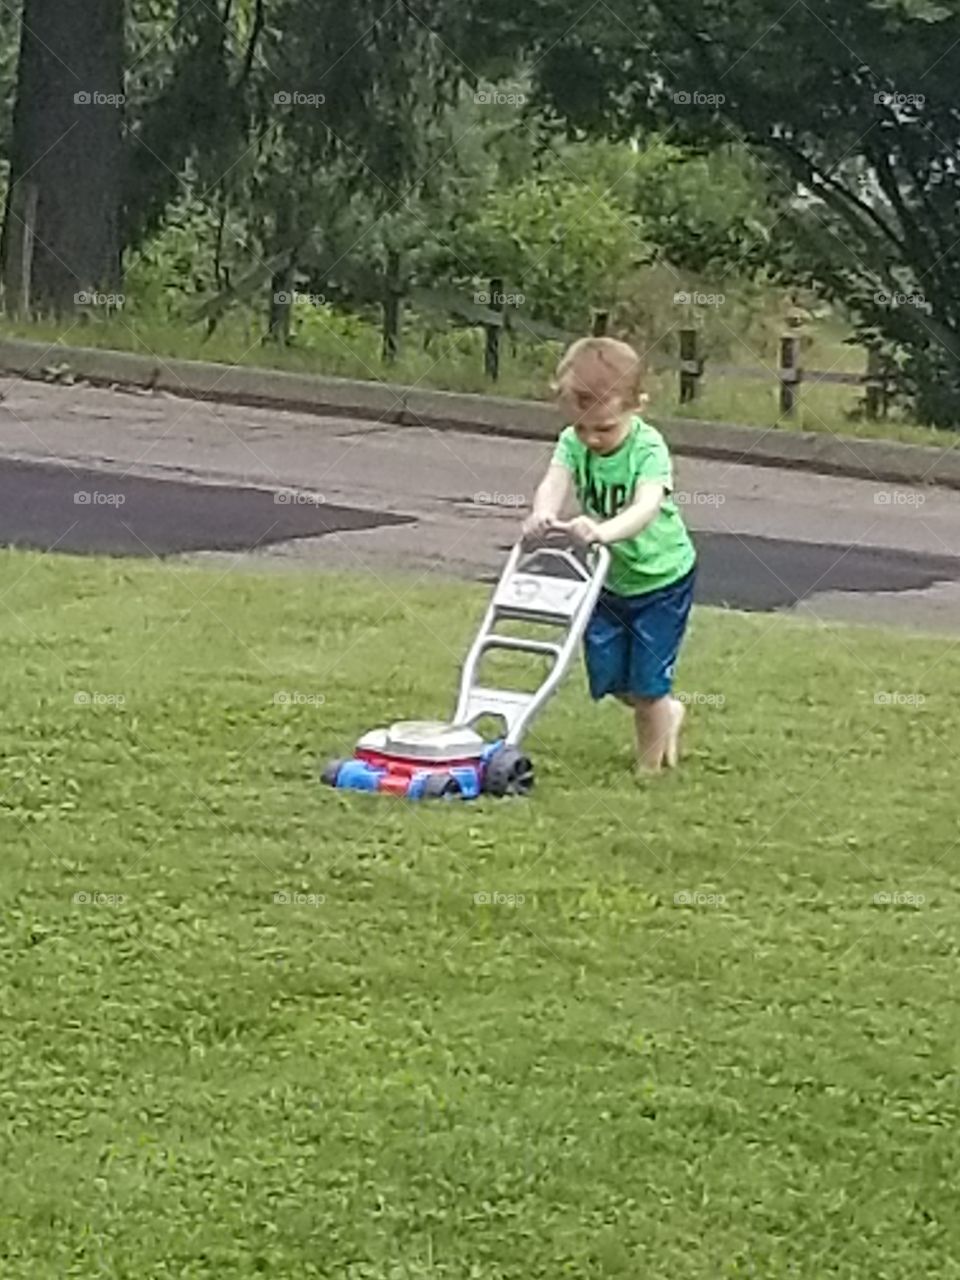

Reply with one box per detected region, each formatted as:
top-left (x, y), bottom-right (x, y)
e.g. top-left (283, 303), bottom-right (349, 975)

top-left (2, 335), bottom-right (958, 490)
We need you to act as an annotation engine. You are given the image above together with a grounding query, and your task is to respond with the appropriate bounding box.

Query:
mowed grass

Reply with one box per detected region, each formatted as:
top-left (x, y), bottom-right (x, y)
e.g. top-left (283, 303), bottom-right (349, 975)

top-left (1, 550), bottom-right (959, 1279)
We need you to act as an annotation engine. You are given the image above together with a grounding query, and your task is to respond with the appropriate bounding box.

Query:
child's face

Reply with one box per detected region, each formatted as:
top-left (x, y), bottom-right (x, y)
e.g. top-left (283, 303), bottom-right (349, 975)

top-left (558, 357), bottom-right (633, 454)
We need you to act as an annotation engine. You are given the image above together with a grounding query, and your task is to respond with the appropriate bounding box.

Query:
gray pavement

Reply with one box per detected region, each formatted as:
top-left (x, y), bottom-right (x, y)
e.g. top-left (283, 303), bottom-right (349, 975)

top-left (2, 376), bottom-right (959, 629)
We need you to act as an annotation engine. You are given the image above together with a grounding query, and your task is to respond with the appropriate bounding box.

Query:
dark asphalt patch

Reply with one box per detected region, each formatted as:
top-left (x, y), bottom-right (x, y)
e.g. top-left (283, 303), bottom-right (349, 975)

top-left (693, 531), bottom-right (960, 611)
top-left (488, 530), bottom-right (960, 612)
top-left (0, 458), bottom-right (413, 557)
top-left (5, 458), bottom-right (958, 611)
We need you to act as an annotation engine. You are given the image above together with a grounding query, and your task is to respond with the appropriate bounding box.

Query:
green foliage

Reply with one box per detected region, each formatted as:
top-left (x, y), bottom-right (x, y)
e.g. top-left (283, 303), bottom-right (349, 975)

top-left (459, 175), bottom-right (646, 327)
top-left (0, 1), bottom-right (20, 172)
top-left (3, 0), bottom-right (786, 378)
top-left (466, 0), bottom-right (960, 425)
top-left (13, 0), bottom-right (954, 433)
top-left (123, 190), bottom-right (223, 319)
top-left (123, 0), bottom-right (255, 252)
top-left (555, 136), bottom-right (778, 277)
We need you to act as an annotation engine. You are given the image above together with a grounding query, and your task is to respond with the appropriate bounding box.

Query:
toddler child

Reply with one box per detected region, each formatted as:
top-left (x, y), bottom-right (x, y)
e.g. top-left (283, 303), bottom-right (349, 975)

top-left (523, 337), bottom-right (697, 773)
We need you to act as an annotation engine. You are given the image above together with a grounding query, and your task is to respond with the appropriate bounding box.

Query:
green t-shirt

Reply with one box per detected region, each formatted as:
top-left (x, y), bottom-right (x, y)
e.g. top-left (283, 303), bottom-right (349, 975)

top-left (552, 416), bottom-right (696, 596)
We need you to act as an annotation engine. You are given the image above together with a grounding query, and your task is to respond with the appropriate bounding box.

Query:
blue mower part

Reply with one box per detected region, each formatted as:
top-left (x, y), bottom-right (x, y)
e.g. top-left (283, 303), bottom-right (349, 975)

top-left (325, 742), bottom-right (507, 800)
top-left (335, 760), bottom-right (382, 792)
top-left (327, 742), bottom-right (529, 798)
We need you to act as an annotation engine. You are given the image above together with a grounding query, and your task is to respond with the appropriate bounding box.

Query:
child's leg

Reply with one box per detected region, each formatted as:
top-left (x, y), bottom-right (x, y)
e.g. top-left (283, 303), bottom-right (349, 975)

top-left (620, 568), bottom-right (697, 773)
top-left (588, 578), bottom-right (694, 774)
top-left (630, 695), bottom-right (684, 772)
top-left (663, 697), bottom-right (685, 768)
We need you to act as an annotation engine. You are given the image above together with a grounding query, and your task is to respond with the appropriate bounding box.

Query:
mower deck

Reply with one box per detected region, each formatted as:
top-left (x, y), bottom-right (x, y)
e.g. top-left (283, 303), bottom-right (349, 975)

top-left (327, 741), bottom-right (501, 800)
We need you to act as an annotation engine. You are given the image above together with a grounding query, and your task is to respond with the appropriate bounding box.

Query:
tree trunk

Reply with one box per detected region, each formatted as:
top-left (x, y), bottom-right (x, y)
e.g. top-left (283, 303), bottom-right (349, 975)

top-left (1, 0), bottom-right (124, 317)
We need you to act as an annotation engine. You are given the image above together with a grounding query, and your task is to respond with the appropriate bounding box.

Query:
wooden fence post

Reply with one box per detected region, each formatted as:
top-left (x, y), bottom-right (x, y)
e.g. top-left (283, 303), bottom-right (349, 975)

top-left (382, 249), bottom-right (401, 364)
top-left (265, 257), bottom-right (295, 346)
top-left (779, 334), bottom-right (801, 417)
top-left (864, 349), bottom-right (890, 421)
top-left (679, 327), bottom-right (701, 403)
top-left (592, 310), bottom-right (609, 337)
top-left (484, 276), bottom-right (504, 381)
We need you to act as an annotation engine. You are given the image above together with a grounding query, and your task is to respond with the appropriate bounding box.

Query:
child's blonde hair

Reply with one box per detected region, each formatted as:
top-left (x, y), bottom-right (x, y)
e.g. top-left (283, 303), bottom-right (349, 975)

top-left (553, 336), bottom-right (647, 412)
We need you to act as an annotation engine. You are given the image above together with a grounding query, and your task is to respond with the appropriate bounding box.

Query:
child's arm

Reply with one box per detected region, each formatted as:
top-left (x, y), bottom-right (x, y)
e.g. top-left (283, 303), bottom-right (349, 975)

top-left (596, 481), bottom-right (665, 543)
top-left (560, 481), bottom-right (665, 546)
top-left (522, 464), bottom-right (573, 537)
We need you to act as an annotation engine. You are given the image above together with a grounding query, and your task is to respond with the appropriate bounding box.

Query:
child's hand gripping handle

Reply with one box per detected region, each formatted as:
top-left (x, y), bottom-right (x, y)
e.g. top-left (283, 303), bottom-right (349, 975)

top-left (548, 516), bottom-right (605, 547)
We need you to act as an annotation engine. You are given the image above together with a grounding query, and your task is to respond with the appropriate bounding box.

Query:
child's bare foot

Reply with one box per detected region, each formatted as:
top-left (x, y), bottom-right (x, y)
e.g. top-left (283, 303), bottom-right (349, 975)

top-left (664, 697), bottom-right (685, 768)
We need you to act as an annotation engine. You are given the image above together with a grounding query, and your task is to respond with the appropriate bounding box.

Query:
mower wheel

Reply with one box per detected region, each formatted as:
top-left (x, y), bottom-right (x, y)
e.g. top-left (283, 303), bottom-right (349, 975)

top-left (483, 746), bottom-right (535, 797)
top-left (421, 772), bottom-right (463, 800)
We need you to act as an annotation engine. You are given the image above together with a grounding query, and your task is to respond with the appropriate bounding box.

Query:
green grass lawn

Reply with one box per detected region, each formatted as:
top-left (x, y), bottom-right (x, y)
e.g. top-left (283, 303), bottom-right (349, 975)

top-left (1, 550), bottom-right (959, 1278)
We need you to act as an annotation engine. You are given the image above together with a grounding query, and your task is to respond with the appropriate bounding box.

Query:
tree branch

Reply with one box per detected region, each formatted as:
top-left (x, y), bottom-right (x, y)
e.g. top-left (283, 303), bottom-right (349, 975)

top-left (869, 144), bottom-right (941, 274)
top-left (767, 135), bottom-right (907, 258)
top-left (239, 0), bottom-right (265, 89)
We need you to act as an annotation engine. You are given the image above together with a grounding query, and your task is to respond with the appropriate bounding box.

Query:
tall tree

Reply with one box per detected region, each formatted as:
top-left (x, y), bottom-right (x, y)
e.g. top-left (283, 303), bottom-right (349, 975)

top-left (460, 0), bottom-right (960, 426)
top-left (224, 0), bottom-right (471, 340)
top-left (122, 0), bottom-right (258, 257)
top-left (1, 0), bottom-right (124, 315)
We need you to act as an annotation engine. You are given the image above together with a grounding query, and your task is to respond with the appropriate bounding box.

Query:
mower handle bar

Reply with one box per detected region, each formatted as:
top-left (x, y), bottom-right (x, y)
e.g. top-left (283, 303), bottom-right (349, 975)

top-left (452, 535), bottom-right (610, 745)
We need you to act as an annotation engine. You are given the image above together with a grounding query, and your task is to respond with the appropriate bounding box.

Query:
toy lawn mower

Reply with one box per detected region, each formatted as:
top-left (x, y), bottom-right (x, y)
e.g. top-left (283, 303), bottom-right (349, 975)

top-left (320, 533), bottom-right (610, 800)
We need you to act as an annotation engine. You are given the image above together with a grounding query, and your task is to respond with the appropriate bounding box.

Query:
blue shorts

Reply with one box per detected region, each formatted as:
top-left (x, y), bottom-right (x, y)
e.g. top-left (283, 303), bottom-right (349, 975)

top-left (584, 566), bottom-right (696, 701)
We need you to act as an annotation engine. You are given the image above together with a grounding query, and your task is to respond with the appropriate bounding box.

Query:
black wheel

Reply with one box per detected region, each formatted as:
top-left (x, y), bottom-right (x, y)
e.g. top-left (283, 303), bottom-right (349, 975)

top-left (320, 757), bottom-right (346, 787)
top-left (421, 772), bottom-right (463, 800)
top-left (483, 746), bottom-right (535, 797)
